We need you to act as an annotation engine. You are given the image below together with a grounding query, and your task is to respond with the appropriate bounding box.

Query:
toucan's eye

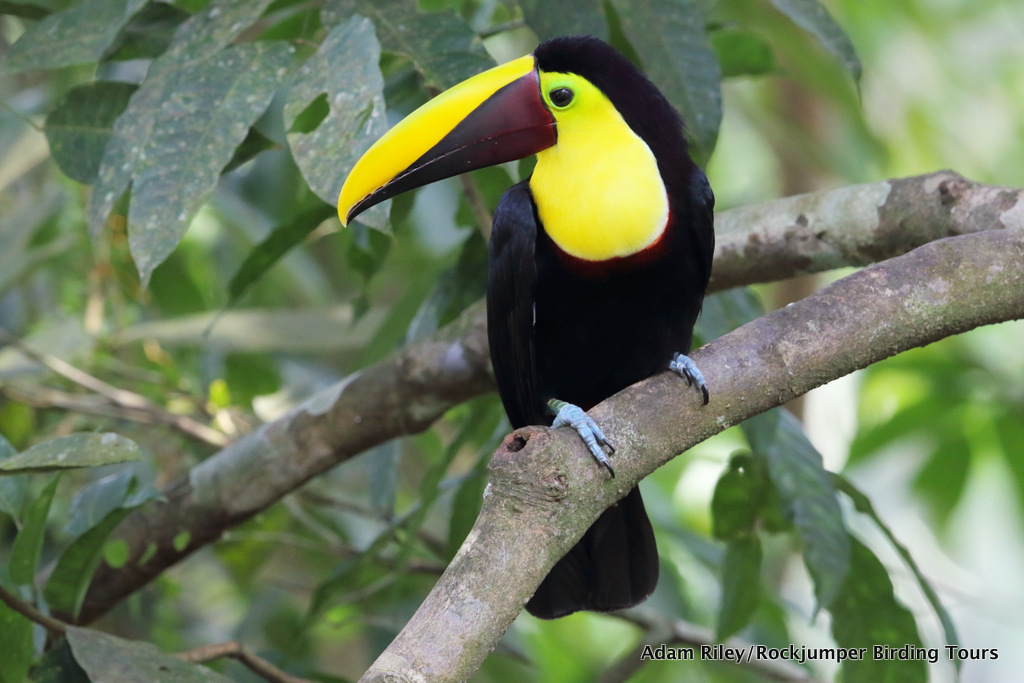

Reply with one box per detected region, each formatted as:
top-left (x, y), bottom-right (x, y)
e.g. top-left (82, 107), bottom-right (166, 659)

top-left (549, 87), bottom-right (574, 108)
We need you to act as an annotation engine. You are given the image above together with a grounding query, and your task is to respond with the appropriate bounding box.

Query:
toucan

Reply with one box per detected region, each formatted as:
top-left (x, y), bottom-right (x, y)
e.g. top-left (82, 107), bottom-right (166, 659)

top-left (338, 36), bottom-right (714, 619)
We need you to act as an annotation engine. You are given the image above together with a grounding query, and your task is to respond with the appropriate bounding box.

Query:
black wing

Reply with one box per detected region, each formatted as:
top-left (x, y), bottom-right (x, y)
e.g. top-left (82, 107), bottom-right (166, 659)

top-left (526, 486), bottom-right (658, 618)
top-left (690, 168), bottom-right (716, 288)
top-left (487, 181), bottom-right (659, 619)
top-left (487, 180), bottom-right (545, 428)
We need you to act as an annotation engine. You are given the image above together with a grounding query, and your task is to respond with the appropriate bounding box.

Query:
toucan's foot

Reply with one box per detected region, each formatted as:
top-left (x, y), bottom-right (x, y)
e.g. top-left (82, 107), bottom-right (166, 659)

top-left (670, 352), bottom-right (709, 405)
top-left (548, 399), bottom-right (616, 477)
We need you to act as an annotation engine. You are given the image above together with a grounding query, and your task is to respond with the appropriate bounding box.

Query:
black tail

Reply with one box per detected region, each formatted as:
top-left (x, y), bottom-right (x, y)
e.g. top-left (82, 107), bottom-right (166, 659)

top-left (526, 486), bottom-right (658, 619)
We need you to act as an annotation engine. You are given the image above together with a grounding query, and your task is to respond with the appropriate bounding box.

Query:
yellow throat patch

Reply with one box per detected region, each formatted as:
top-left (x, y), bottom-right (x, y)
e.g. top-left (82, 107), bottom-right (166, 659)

top-left (530, 71), bottom-right (669, 262)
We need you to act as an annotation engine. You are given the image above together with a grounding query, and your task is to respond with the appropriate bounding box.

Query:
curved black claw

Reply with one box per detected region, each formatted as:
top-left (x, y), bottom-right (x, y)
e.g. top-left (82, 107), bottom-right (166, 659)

top-left (670, 352), bottom-right (709, 405)
top-left (548, 399), bottom-right (616, 477)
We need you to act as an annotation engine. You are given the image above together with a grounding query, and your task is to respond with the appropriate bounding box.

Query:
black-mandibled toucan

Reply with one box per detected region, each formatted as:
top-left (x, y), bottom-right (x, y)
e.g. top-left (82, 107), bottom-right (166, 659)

top-left (338, 36), bottom-right (714, 619)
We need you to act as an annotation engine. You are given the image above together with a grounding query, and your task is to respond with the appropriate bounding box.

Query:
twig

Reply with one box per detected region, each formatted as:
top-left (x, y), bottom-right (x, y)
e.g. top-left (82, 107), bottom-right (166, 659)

top-left (0, 328), bottom-right (230, 447)
top-left (0, 581), bottom-right (69, 637)
top-left (175, 640), bottom-right (312, 683)
top-left (0, 583), bottom-right (308, 683)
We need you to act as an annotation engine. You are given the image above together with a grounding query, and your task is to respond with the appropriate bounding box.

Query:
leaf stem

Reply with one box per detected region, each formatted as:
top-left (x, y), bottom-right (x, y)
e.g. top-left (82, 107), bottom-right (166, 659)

top-left (0, 581), bottom-right (68, 636)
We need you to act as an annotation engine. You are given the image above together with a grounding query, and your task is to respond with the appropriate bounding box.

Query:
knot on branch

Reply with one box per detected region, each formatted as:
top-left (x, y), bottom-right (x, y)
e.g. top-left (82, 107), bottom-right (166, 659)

top-left (501, 431), bottom-right (529, 453)
top-left (489, 428), bottom-right (574, 507)
top-left (938, 175), bottom-right (971, 207)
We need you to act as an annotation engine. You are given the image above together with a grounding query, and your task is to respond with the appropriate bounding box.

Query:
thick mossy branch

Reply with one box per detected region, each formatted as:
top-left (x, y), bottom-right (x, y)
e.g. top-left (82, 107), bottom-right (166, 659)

top-left (71, 171), bottom-right (1023, 628)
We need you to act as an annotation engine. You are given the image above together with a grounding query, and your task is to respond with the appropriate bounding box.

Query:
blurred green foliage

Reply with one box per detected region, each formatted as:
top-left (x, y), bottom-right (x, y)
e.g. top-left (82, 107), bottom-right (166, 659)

top-left (0, 0), bottom-right (1021, 681)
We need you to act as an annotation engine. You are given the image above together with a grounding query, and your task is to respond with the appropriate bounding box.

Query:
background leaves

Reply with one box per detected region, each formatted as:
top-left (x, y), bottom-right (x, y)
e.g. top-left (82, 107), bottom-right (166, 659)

top-left (609, 0), bottom-right (723, 161)
top-left (0, 0), bottom-right (147, 72)
top-left (283, 16), bottom-right (389, 227)
top-left (87, 40), bottom-right (294, 284)
top-left (1, 0), bottom-right (1021, 680)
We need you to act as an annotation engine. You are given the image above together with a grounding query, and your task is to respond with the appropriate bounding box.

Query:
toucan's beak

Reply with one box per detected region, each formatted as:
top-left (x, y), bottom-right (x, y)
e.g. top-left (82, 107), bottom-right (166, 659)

top-left (338, 54), bottom-right (555, 226)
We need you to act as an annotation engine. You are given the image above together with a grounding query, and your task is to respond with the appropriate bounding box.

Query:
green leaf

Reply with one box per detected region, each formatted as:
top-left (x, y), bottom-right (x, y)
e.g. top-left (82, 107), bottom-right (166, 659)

top-left (0, 433), bottom-right (16, 460)
top-left (86, 0), bottom-right (288, 284)
top-left (224, 353), bottom-right (282, 406)
top-left (0, 477), bottom-right (27, 520)
top-left (126, 40), bottom-right (294, 284)
top-left (346, 222), bottom-right (392, 285)
top-left (222, 127), bottom-right (280, 176)
top-left (607, 0), bottom-right (722, 161)
top-left (0, 177), bottom-right (64, 299)
top-left (66, 627), bottom-right (234, 682)
top-left (9, 476), bottom-right (60, 584)
top-left (406, 430), bottom-right (459, 547)
top-left (996, 411), bottom-right (1024, 524)
top-left (65, 466), bottom-right (161, 537)
top-left (830, 538), bottom-right (926, 683)
top-left (0, 2), bottom-right (50, 20)
top-left (44, 508), bottom-right (133, 618)
top-left (227, 203), bottom-right (337, 304)
top-left (367, 441), bottom-right (400, 518)
top-left (519, 0), bottom-right (608, 41)
top-left (710, 453), bottom-right (762, 540)
top-left (694, 287), bottom-right (765, 345)
top-left (834, 474), bottom-right (959, 652)
top-left (849, 400), bottom-right (939, 464)
top-left (283, 16), bottom-right (389, 229)
top-left (324, 0), bottom-right (495, 90)
top-left (44, 81), bottom-right (138, 184)
top-left (30, 640), bottom-right (90, 683)
top-left (0, 435), bottom-right (25, 517)
top-left (445, 398), bottom-right (505, 556)
top-left (258, 4), bottom-right (323, 43)
top-left (711, 28), bottom-right (777, 78)
top-left (911, 429), bottom-right (970, 526)
top-left (0, 590), bottom-right (34, 683)
top-left (0, 0), bottom-right (147, 73)
top-left (765, 0), bottom-right (861, 82)
top-left (716, 534), bottom-right (763, 641)
top-left (102, 1), bottom-right (192, 62)
top-left (0, 433), bottom-right (140, 475)
top-left (743, 409), bottom-right (849, 611)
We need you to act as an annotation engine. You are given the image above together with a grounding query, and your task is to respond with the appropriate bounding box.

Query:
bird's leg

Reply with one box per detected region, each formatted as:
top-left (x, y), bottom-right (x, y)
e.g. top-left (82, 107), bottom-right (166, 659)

top-left (547, 399), bottom-right (616, 478)
top-left (669, 352), bottom-right (709, 405)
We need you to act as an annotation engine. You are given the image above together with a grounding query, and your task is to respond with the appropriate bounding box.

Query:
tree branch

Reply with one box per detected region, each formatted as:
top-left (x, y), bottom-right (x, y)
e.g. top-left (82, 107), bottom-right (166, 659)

top-left (709, 169), bottom-right (1019, 290)
top-left (71, 303), bottom-right (493, 624)
top-left (175, 641), bottom-right (312, 683)
top-left (69, 171), bottom-right (1022, 626)
top-left (360, 221), bottom-right (1024, 681)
